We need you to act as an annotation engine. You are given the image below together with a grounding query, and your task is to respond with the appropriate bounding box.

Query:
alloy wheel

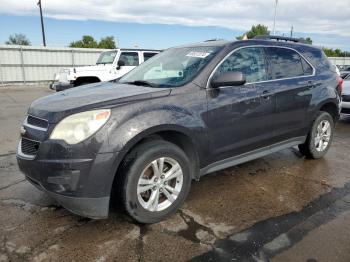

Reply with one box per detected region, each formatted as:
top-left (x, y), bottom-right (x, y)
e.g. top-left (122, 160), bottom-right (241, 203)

top-left (315, 120), bottom-right (331, 152)
top-left (137, 157), bottom-right (183, 212)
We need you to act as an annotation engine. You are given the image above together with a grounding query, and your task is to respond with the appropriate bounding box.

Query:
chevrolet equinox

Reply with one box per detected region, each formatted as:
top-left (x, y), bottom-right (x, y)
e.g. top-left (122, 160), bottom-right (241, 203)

top-left (17, 36), bottom-right (342, 223)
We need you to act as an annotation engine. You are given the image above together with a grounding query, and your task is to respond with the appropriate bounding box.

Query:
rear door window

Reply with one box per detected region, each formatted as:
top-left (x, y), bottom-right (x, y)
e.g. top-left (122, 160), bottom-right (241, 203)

top-left (265, 47), bottom-right (310, 80)
top-left (143, 52), bottom-right (158, 61)
top-left (119, 52), bottom-right (139, 66)
top-left (213, 47), bottom-right (267, 83)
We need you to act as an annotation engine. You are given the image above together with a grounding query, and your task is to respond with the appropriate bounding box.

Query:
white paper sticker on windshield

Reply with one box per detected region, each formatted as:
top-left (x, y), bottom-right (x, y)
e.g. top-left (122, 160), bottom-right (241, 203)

top-left (186, 51), bottom-right (210, 58)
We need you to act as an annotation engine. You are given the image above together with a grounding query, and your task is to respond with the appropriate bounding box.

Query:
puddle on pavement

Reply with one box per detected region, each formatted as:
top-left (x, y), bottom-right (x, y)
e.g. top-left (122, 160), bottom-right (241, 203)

top-left (191, 182), bottom-right (350, 261)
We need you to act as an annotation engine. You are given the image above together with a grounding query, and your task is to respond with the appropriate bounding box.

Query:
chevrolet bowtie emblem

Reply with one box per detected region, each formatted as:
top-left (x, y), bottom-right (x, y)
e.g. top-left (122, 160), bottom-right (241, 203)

top-left (20, 126), bottom-right (26, 136)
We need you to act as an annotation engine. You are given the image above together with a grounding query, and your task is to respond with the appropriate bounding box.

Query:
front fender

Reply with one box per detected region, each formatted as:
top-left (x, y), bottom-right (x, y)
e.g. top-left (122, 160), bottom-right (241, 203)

top-left (107, 106), bottom-right (207, 155)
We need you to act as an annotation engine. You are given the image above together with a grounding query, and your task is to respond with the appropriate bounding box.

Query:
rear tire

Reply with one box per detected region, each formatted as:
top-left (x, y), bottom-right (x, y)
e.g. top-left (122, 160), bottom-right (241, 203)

top-left (120, 140), bottom-right (191, 224)
top-left (298, 111), bottom-right (334, 159)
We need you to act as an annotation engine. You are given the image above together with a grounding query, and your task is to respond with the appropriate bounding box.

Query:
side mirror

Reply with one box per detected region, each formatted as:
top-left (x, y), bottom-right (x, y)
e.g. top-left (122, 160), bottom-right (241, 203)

top-left (211, 72), bottom-right (246, 88)
top-left (117, 60), bottom-right (125, 70)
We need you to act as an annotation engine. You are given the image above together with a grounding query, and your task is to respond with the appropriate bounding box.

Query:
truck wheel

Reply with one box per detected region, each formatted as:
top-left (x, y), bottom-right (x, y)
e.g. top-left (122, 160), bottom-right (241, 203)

top-left (298, 111), bottom-right (334, 159)
top-left (121, 140), bottom-right (191, 224)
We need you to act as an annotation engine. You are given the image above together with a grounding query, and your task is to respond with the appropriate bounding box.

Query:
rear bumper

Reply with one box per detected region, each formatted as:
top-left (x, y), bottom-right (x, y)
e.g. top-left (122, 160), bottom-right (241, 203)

top-left (50, 82), bottom-right (74, 92)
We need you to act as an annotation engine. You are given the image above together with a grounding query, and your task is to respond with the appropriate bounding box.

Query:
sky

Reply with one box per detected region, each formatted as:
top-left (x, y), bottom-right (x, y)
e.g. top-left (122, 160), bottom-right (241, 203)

top-left (0, 0), bottom-right (349, 51)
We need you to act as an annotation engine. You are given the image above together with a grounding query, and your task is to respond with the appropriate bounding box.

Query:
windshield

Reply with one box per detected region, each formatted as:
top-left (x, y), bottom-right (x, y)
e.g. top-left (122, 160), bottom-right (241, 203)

top-left (119, 46), bottom-right (221, 87)
top-left (96, 51), bottom-right (117, 64)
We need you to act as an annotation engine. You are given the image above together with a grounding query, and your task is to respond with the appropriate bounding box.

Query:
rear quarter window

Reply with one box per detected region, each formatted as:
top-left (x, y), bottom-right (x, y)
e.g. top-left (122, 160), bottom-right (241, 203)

top-left (299, 47), bottom-right (335, 73)
top-left (301, 57), bottom-right (314, 75)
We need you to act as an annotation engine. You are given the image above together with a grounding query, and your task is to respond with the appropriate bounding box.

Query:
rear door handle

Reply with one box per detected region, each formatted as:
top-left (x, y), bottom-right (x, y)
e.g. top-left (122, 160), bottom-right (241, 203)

top-left (304, 80), bottom-right (315, 89)
top-left (260, 90), bottom-right (273, 99)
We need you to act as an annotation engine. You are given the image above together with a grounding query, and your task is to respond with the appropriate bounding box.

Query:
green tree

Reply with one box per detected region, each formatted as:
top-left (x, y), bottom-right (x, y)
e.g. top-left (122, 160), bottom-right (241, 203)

top-left (69, 35), bottom-right (98, 48)
top-left (5, 34), bottom-right (31, 46)
top-left (322, 47), bottom-right (348, 57)
top-left (70, 35), bottom-right (117, 49)
top-left (98, 36), bottom-right (116, 49)
top-left (304, 37), bottom-right (313, 44)
top-left (236, 24), bottom-right (270, 40)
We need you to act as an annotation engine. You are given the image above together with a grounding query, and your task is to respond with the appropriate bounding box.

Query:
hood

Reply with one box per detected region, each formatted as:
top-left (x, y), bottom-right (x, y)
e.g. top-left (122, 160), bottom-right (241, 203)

top-left (28, 82), bottom-right (171, 123)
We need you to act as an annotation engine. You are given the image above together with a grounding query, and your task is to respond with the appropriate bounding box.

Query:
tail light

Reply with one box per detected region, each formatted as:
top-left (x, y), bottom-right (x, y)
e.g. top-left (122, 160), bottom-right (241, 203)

top-left (337, 76), bottom-right (343, 94)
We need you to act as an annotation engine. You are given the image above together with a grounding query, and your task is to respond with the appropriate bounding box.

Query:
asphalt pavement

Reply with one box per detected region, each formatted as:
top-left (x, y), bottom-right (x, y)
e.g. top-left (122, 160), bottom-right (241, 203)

top-left (1, 86), bottom-right (350, 262)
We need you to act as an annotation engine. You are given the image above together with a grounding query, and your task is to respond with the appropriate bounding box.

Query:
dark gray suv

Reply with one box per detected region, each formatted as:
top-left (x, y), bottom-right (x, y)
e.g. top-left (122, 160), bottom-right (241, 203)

top-left (17, 36), bottom-right (342, 223)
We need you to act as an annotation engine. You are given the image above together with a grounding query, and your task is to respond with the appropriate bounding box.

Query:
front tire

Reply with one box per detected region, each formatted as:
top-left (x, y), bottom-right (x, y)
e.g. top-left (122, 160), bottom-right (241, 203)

top-left (120, 140), bottom-right (191, 224)
top-left (298, 111), bottom-right (334, 159)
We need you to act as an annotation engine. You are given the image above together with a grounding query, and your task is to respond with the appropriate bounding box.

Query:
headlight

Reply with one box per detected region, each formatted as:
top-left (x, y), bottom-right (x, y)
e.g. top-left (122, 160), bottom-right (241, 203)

top-left (50, 109), bottom-right (111, 144)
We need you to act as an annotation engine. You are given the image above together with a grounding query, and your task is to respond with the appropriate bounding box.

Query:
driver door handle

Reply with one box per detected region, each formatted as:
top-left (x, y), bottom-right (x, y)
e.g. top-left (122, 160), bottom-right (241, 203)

top-left (260, 90), bottom-right (273, 99)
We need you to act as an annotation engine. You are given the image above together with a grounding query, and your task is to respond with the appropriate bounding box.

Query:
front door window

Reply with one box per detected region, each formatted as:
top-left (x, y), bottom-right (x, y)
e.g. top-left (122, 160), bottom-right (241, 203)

top-left (213, 47), bottom-right (267, 84)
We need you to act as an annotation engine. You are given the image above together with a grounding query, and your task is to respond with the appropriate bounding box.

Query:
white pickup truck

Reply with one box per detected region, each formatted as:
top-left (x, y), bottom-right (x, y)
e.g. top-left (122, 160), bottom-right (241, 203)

top-left (51, 48), bottom-right (160, 91)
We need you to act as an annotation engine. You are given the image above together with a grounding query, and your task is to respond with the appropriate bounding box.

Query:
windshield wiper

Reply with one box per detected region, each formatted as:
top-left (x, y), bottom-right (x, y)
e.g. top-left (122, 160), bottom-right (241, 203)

top-left (124, 80), bottom-right (158, 87)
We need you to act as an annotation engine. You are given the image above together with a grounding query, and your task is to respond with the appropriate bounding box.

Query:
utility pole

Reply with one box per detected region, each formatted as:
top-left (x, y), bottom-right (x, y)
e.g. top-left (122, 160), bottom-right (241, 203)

top-left (37, 0), bottom-right (46, 46)
top-left (272, 0), bottom-right (278, 36)
top-left (290, 26), bottom-right (293, 37)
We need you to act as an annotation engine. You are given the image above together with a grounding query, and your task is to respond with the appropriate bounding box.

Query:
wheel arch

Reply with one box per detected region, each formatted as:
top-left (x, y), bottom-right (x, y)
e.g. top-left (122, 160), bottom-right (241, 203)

top-left (108, 125), bottom-right (201, 209)
top-left (318, 100), bottom-right (340, 123)
top-left (74, 76), bottom-right (101, 86)
top-left (112, 125), bottom-right (201, 182)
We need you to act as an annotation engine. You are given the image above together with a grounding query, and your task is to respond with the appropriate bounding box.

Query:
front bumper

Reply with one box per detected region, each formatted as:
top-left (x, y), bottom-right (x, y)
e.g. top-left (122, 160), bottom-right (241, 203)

top-left (25, 173), bottom-right (109, 219)
top-left (17, 139), bottom-right (118, 219)
top-left (50, 82), bottom-right (74, 92)
top-left (341, 98), bottom-right (350, 115)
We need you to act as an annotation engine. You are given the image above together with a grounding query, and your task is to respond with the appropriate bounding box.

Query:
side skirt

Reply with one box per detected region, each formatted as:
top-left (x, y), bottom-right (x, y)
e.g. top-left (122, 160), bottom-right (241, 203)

top-left (199, 136), bottom-right (306, 177)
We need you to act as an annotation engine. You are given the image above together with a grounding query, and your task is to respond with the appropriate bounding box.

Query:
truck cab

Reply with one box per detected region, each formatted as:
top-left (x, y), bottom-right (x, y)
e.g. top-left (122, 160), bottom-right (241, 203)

top-left (51, 49), bottom-right (160, 91)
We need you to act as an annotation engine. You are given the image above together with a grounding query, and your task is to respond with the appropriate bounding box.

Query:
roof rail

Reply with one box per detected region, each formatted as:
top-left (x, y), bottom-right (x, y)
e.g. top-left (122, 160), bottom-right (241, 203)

top-left (204, 38), bottom-right (223, 42)
top-left (253, 35), bottom-right (308, 44)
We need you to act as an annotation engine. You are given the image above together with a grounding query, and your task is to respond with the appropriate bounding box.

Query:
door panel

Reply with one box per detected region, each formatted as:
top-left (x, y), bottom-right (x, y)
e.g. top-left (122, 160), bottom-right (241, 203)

top-left (205, 47), bottom-right (275, 162)
top-left (271, 78), bottom-right (313, 141)
top-left (206, 84), bottom-right (275, 162)
top-left (264, 47), bottom-right (314, 141)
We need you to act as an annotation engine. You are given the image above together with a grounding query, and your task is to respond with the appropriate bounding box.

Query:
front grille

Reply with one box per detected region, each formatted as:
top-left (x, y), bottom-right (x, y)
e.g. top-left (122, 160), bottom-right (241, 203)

top-left (27, 115), bottom-right (48, 129)
top-left (21, 138), bottom-right (40, 156)
top-left (342, 95), bottom-right (350, 102)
